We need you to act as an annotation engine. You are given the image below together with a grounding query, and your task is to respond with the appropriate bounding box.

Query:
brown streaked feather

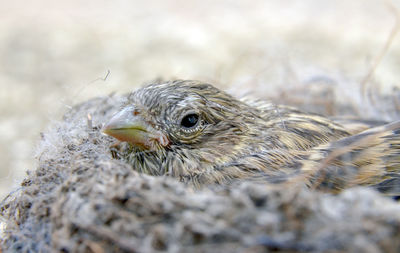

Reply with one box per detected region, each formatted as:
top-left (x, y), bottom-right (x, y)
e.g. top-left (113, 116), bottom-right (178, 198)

top-left (297, 121), bottom-right (400, 195)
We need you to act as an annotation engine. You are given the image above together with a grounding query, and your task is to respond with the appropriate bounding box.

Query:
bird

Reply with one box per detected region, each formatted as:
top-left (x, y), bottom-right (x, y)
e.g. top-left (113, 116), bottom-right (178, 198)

top-left (103, 80), bottom-right (400, 196)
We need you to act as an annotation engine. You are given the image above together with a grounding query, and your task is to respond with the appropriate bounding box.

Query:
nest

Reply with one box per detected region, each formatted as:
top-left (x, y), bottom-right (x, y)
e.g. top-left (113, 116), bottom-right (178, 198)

top-left (1, 92), bottom-right (400, 253)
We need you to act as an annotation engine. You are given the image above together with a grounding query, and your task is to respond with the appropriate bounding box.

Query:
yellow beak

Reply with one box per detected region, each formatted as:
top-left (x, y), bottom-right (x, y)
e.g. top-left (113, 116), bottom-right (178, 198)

top-left (103, 106), bottom-right (169, 150)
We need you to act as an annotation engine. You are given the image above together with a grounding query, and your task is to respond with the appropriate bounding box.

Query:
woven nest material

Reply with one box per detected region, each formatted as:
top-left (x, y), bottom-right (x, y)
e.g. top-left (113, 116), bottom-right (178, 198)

top-left (1, 91), bottom-right (400, 253)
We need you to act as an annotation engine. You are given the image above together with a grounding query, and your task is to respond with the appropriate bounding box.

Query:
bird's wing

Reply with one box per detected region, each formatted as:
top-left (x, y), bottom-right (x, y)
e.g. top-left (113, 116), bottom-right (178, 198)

top-left (329, 117), bottom-right (388, 135)
top-left (296, 121), bottom-right (400, 196)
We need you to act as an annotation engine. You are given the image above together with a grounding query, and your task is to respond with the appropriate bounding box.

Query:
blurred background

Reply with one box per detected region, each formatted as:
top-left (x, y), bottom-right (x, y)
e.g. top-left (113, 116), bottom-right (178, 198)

top-left (1, 0), bottom-right (400, 199)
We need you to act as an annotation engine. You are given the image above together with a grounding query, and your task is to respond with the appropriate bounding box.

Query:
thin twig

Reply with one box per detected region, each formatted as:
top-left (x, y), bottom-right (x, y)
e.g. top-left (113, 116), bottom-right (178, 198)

top-left (360, 1), bottom-right (400, 100)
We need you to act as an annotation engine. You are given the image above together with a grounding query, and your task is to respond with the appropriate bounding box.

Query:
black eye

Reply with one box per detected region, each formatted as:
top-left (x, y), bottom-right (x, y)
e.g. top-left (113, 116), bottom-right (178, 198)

top-left (180, 113), bottom-right (199, 128)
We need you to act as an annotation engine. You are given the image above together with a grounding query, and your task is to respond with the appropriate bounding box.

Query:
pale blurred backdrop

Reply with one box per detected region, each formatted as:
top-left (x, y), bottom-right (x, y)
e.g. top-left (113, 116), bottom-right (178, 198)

top-left (1, 0), bottom-right (400, 198)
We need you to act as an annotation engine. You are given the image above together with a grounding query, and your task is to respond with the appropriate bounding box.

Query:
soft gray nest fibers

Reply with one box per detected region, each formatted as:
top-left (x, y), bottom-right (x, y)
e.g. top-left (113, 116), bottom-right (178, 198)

top-left (1, 93), bottom-right (400, 253)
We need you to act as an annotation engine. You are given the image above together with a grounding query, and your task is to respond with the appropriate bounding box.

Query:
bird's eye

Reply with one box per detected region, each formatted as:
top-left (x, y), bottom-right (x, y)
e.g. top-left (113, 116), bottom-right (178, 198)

top-left (180, 113), bottom-right (199, 128)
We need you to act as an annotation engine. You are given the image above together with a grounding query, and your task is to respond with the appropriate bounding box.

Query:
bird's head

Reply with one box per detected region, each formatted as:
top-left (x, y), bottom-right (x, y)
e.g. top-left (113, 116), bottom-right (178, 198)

top-left (103, 80), bottom-right (256, 180)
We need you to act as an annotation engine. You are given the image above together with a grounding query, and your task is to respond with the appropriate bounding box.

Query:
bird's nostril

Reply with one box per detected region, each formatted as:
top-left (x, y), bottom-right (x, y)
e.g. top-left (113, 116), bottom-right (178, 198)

top-left (133, 109), bottom-right (140, 116)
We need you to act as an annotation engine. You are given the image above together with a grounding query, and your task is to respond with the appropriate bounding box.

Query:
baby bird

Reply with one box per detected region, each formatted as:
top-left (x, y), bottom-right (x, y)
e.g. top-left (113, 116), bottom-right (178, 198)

top-left (103, 80), bottom-right (400, 195)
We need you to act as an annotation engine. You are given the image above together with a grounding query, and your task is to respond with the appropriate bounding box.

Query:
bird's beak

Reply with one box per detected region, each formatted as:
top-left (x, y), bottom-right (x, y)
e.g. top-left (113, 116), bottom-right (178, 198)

top-left (102, 106), bottom-right (169, 150)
